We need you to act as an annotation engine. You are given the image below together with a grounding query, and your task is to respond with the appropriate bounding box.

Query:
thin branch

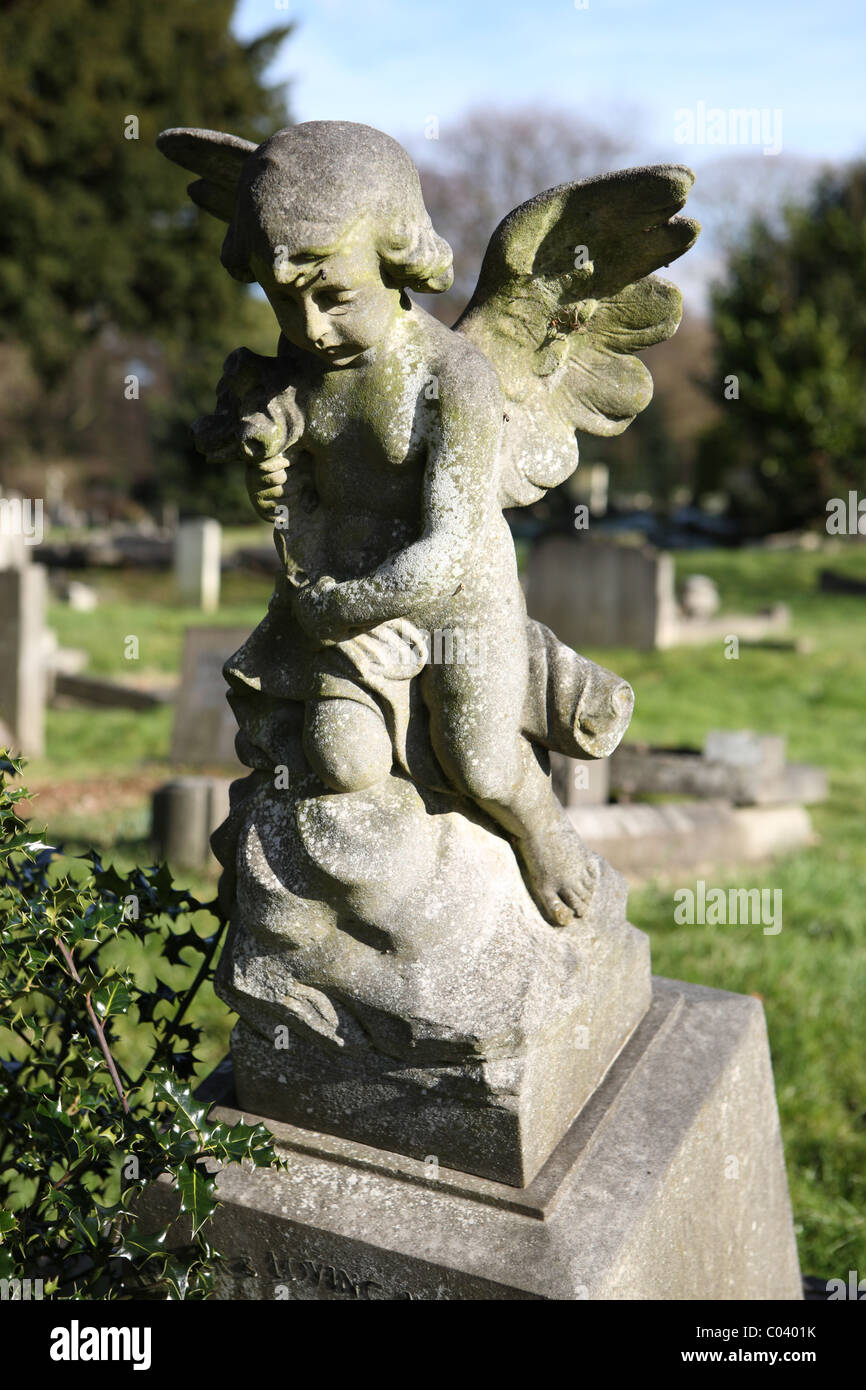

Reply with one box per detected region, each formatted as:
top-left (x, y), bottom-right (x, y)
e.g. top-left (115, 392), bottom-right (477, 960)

top-left (139, 917), bottom-right (228, 1084)
top-left (54, 937), bottom-right (129, 1115)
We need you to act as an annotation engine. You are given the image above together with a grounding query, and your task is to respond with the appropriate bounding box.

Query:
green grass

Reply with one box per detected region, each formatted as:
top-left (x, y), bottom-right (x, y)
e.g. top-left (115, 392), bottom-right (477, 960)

top-left (46, 566), bottom-right (274, 678)
top-left (22, 541), bottom-right (866, 1278)
top-left (581, 544), bottom-right (866, 1277)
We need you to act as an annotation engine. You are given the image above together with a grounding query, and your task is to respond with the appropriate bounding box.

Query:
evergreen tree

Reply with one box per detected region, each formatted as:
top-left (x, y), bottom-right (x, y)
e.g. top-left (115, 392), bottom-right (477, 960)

top-left (696, 163), bottom-right (866, 534)
top-left (0, 0), bottom-right (291, 517)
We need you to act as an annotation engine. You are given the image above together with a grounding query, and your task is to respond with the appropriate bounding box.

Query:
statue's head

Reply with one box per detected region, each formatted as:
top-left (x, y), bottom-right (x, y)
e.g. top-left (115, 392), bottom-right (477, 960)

top-left (221, 122), bottom-right (453, 365)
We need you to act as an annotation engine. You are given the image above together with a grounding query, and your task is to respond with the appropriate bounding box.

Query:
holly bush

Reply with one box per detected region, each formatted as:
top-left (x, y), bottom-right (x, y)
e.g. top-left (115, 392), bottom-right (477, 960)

top-left (0, 752), bottom-right (278, 1299)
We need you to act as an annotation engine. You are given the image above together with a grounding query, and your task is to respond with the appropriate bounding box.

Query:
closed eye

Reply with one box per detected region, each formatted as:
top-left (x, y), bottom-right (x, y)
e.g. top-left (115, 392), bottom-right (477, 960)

top-left (316, 289), bottom-right (358, 313)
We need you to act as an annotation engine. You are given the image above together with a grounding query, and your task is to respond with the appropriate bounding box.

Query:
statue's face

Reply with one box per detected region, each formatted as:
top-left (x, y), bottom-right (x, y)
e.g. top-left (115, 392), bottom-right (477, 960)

top-left (251, 224), bottom-right (402, 367)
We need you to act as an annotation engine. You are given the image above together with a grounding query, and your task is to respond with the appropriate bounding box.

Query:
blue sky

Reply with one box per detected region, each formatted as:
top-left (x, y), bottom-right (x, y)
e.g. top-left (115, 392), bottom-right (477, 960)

top-left (232, 0), bottom-right (865, 308)
top-left (235, 0), bottom-right (865, 162)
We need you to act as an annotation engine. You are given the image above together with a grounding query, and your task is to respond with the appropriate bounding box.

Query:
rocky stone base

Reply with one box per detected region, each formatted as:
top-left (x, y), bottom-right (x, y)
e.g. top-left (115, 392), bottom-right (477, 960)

top-left (229, 895), bottom-right (648, 1187)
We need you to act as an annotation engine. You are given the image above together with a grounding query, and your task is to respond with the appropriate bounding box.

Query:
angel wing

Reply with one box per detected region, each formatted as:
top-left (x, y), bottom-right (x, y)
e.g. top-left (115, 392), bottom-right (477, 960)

top-left (454, 165), bottom-right (700, 507)
top-left (156, 127), bottom-right (256, 221)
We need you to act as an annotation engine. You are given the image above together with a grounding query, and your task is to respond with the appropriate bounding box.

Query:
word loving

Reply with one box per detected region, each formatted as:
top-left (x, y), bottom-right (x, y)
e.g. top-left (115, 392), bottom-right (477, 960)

top-left (673, 879), bottom-right (782, 935)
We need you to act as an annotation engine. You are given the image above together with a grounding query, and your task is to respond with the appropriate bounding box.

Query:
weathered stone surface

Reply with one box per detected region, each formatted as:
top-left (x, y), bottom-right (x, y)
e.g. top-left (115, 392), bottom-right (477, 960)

top-left (224, 862), bottom-right (649, 1186)
top-left (144, 978), bottom-right (801, 1301)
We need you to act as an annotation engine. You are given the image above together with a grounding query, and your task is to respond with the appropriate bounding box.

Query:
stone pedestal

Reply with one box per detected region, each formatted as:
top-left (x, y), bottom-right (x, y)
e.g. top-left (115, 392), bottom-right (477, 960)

top-left (221, 854), bottom-right (651, 1188)
top-left (148, 977), bottom-right (801, 1300)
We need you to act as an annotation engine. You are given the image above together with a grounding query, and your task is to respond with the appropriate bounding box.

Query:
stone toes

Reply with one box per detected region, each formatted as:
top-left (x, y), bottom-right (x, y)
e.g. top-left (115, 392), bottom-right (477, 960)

top-left (561, 886), bottom-right (587, 918)
top-left (542, 891), bottom-right (574, 927)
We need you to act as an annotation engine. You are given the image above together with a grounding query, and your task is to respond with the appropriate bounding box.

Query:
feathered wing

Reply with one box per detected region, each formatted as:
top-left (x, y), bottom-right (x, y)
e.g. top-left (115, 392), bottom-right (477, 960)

top-left (454, 165), bottom-right (700, 507)
top-left (156, 127), bottom-right (256, 221)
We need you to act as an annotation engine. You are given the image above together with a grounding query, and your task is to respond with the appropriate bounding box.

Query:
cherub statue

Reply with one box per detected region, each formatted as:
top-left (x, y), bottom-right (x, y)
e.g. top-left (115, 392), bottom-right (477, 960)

top-left (159, 122), bottom-right (698, 928)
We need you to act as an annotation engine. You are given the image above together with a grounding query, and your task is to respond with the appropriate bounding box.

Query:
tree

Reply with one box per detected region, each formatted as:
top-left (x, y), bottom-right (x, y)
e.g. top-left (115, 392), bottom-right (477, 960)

top-left (414, 105), bottom-right (631, 323)
top-left (414, 107), bottom-right (714, 520)
top-left (696, 162), bottom-right (866, 534)
top-left (0, 0), bottom-right (292, 518)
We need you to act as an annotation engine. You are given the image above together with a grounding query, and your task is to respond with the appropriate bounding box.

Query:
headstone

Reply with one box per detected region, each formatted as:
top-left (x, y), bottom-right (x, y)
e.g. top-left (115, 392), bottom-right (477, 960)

top-left (527, 539), bottom-right (790, 651)
top-left (65, 579), bottom-right (99, 612)
top-left (170, 627), bottom-right (250, 766)
top-left (572, 462), bottom-right (609, 517)
top-left (151, 776), bottom-right (232, 869)
top-left (148, 120), bottom-right (799, 1298)
top-left (0, 524), bottom-right (29, 572)
top-left (0, 565), bottom-right (47, 756)
top-left (550, 751), bottom-right (610, 806)
top-left (611, 730), bottom-right (827, 806)
top-left (174, 518), bottom-right (221, 610)
top-left (527, 538), bottom-right (678, 650)
top-left (0, 490), bottom-right (40, 570)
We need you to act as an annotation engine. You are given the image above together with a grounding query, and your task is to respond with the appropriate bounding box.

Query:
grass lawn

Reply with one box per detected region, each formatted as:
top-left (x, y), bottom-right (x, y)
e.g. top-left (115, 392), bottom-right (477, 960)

top-left (18, 540), bottom-right (866, 1279)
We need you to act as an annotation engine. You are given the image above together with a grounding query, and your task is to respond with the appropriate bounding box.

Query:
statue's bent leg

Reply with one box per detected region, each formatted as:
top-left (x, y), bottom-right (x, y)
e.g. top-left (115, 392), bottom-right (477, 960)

top-left (303, 696), bottom-right (393, 793)
top-left (423, 631), bottom-right (599, 926)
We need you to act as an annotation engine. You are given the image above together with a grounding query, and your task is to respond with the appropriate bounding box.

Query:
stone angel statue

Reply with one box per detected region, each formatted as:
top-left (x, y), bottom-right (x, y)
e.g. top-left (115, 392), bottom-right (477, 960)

top-left (157, 122), bottom-right (700, 1170)
top-left (158, 121), bottom-right (698, 933)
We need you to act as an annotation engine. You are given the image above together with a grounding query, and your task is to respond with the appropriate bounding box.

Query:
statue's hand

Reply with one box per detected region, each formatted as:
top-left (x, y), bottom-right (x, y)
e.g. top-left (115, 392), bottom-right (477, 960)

top-left (245, 458), bottom-right (288, 523)
top-left (293, 576), bottom-right (353, 644)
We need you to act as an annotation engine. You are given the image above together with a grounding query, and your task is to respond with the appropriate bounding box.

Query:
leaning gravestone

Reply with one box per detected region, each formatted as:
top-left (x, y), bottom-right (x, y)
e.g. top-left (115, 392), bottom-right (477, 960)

top-left (147, 121), bottom-right (802, 1299)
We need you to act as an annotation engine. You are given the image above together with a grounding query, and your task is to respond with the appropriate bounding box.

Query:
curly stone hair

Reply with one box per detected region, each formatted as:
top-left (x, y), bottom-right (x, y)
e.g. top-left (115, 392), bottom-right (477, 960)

top-left (220, 121), bottom-right (453, 295)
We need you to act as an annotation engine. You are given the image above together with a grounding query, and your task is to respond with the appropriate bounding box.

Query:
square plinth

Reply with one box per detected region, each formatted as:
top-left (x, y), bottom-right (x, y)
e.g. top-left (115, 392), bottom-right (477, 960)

top-left (146, 977), bottom-right (802, 1300)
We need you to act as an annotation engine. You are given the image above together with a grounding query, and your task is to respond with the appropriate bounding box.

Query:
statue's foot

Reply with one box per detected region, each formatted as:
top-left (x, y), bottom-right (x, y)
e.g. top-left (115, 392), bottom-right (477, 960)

top-left (519, 823), bottom-right (601, 927)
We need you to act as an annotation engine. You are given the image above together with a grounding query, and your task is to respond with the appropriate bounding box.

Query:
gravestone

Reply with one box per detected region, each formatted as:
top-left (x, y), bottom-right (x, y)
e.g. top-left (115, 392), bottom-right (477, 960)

top-left (151, 775), bottom-right (232, 869)
top-left (0, 564), bottom-right (47, 757)
top-left (170, 626), bottom-right (249, 766)
top-left (174, 518), bottom-right (221, 611)
top-left (527, 538), bottom-right (678, 650)
top-left (550, 750), bottom-right (610, 806)
top-left (611, 730), bottom-right (828, 806)
top-left (527, 537), bottom-right (791, 651)
top-left (148, 120), bottom-right (801, 1299)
